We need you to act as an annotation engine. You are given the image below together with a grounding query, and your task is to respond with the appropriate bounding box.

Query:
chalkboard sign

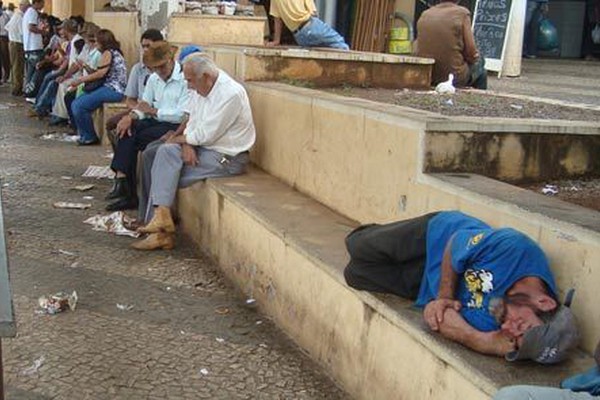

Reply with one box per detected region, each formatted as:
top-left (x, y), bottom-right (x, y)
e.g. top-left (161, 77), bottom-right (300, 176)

top-left (472, 0), bottom-right (515, 73)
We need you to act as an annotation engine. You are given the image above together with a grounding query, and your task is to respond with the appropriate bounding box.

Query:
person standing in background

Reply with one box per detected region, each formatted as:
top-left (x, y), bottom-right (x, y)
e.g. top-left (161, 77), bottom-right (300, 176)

top-left (4, 0), bottom-right (27, 95)
top-left (523, 0), bottom-right (549, 58)
top-left (582, 0), bottom-right (600, 60)
top-left (22, 0), bottom-right (45, 97)
top-left (0, 1), bottom-right (12, 84)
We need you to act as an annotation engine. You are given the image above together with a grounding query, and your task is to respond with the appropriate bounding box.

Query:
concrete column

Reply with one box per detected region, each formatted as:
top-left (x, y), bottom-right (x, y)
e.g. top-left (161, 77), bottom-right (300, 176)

top-left (139, 0), bottom-right (180, 34)
top-left (503, 0), bottom-right (526, 77)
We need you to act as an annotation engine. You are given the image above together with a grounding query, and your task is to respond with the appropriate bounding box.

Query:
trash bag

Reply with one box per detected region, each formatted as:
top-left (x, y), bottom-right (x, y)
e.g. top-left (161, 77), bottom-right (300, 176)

top-left (537, 17), bottom-right (560, 51)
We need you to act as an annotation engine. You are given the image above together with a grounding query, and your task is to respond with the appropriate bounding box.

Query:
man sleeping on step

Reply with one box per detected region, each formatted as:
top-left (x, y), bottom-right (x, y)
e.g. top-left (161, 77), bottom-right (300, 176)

top-left (344, 211), bottom-right (580, 363)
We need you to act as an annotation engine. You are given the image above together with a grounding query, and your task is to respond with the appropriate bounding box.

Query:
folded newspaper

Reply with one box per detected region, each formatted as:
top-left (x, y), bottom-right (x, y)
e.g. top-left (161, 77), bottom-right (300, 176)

top-left (82, 166), bottom-right (114, 179)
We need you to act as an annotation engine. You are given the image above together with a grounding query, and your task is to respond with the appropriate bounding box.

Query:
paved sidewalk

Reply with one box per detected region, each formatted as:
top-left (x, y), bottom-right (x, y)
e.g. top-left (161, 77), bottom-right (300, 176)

top-left (0, 87), bottom-right (345, 400)
top-left (489, 59), bottom-right (600, 107)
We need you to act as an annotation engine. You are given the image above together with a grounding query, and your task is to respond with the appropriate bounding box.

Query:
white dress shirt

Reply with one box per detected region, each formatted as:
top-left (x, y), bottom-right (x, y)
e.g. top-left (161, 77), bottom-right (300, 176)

top-left (4, 9), bottom-right (23, 43)
top-left (134, 61), bottom-right (190, 124)
top-left (183, 70), bottom-right (256, 156)
top-left (22, 7), bottom-right (42, 51)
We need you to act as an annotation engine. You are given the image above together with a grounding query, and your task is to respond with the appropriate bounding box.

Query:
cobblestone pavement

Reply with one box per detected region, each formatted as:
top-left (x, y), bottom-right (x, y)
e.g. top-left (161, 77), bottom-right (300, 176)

top-left (488, 58), bottom-right (600, 107)
top-left (0, 87), bottom-right (346, 400)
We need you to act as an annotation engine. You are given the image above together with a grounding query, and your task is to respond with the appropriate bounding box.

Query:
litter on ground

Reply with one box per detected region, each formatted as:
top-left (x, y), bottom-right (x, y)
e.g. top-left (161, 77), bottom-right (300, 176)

top-left (41, 133), bottom-right (80, 143)
top-left (83, 211), bottom-right (140, 238)
top-left (53, 202), bottom-right (91, 210)
top-left (82, 165), bottom-right (114, 179)
top-left (21, 356), bottom-right (45, 376)
top-left (72, 184), bottom-right (95, 192)
top-left (38, 291), bottom-right (78, 315)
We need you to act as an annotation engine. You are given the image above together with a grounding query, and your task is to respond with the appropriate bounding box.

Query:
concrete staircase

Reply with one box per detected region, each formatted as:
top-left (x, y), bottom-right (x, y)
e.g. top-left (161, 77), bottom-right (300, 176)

top-left (176, 80), bottom-right (599, 398)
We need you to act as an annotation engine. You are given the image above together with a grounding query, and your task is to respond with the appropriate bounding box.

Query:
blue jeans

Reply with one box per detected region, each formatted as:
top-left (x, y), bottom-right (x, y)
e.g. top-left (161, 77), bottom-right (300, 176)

top-left (24, 50), bottom-right (43, 95)
top-left (468, 57), bottom-right (488, 90)
top-left (71, 86), bottom-right (124, 143)
top-left (293, 17), bottom-right (349, 50)
top-left (34, 70), bottom-right (63, 116)
top-left (524, 1), bottom-right (546, 56)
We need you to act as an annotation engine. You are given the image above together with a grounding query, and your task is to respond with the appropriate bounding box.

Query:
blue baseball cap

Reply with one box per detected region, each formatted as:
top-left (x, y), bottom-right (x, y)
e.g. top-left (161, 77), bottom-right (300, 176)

top-left (178, 45), bottom-right (204, 62)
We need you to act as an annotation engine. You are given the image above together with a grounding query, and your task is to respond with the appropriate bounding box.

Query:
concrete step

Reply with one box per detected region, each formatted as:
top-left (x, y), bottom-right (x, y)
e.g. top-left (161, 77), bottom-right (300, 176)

top-left (177, 168), bottom-right (594, 400)
top-left (245, 81), bottom-right (600, 354)
top-left (172, 44), bottom-right (434, 89)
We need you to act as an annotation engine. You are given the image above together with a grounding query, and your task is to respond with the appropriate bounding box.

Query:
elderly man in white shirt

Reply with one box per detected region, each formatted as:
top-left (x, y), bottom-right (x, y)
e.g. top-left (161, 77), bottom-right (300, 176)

top-left (4, 0), bottom-right (28, 95)
top-left (131, 54), bottom-right (256, 251)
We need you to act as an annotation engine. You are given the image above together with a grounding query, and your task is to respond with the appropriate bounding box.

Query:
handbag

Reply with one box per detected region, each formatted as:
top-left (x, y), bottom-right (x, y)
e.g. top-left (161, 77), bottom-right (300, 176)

top-left (82, 59), bottom-right (111, 92)
top-left (83, 79), bottom-right (105, 92)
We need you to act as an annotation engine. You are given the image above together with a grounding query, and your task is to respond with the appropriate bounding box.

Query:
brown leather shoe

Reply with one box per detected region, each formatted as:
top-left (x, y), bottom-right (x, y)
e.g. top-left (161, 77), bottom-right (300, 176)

top-left (137, 206), bottom-right (175, 234)
top-left (130, 232), bottom-right (175, 251)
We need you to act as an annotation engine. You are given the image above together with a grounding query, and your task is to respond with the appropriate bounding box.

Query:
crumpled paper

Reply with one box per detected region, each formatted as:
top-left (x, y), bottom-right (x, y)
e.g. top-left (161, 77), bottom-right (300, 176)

top-left (41, 133), bottom-right (80, 143)
top-left (83, 211), bottom-right (140, 238)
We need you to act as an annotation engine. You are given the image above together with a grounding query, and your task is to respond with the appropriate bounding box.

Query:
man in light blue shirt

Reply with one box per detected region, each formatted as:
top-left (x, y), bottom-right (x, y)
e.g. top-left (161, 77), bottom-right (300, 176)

top-left (106, 40), bottom-right (190, 212)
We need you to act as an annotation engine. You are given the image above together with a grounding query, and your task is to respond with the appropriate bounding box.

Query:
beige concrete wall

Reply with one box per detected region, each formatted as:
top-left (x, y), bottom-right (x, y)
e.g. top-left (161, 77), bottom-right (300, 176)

top-left (91, 12), bottom-right (140, 71)
top-left (245, 82), bottom-right (600, 354)
top-left (168, 14), bottom-right (267, 46)
top-left (52, 0), bottom-right (86, 19)
top-left (177, 183), bottom-right (491, 400)
top-left (425, 131), bottom-right (600, 182)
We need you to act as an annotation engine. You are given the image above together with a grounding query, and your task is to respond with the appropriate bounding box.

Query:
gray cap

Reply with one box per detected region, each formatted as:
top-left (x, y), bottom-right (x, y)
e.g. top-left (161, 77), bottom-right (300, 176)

top-left (506, 289), bottom-right (580, 364)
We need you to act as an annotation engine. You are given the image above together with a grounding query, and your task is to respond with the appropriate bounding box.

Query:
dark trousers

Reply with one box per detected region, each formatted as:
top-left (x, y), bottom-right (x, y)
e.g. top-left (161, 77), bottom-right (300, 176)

top-left (344, 213), bottom-right (439, 299)
top-left (524, 3), bottom-right (542, 57)
top-left (0, 36), bottom-right (10, 82)
top-left (110, 119), bottom-right (179, 198)
top-left (469, 58), bottom-right (488, 90)
top-left (64, 90), bottom-right (76, 126)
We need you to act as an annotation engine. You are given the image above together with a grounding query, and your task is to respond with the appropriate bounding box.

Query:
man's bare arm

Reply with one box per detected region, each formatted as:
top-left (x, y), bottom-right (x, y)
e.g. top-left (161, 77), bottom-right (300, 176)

top-left (266, 18), bottom-right (283, 46)
top-left (424, 237), bottom-right (461, 330)
top-left (438, 308), bottom-right (516, 356)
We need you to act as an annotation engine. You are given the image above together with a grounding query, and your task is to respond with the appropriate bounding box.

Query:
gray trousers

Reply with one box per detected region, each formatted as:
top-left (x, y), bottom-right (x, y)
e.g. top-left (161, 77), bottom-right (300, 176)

top-left (138, 140), bottom-right (250, 222)
top-left (494, 386), bottom-right (596, 400)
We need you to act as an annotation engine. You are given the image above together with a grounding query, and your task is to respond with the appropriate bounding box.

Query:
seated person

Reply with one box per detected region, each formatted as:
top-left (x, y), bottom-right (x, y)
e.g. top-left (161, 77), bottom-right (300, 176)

top-left (50, 22), bottom-right (102, 127)
top-left (344, 211), bottom-right (579, 362)
top-left (105, 40), bottom-right (190, 211)
top-left (131, 54), bottom-right (256, 251)
top-left (494, 339), bottom-right (599, 399)
top-left (31, 18), bottom-right (83, 118)
top-left (104, 28), bottom-right (164, 148)
top-left (24, 16), bottom-right (66, 103)
top-left (68, 28), bottom-right (127, 145)
top-left (265, 0), bottom-right (349, 50)
top-left (414, 0), bottom-right (487, 89)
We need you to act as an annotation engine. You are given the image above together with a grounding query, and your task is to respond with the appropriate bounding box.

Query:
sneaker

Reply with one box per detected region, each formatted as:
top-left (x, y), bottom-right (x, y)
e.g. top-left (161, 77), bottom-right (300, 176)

top-left (25, 97), bottom-right (35, 104)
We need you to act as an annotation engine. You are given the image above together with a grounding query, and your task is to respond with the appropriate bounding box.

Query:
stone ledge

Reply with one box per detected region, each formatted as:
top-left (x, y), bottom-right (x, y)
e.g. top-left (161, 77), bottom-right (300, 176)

top-left (177, 168), bottom-right (594, 400)
top-left (246, 82), bottom-right (600, 135)
top-left (430, 173), bottom-right (600, 235)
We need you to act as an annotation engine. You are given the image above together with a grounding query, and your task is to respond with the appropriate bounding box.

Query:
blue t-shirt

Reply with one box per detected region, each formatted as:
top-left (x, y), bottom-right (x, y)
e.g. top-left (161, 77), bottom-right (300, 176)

top-left (415, 211), bottom-right (557, 332)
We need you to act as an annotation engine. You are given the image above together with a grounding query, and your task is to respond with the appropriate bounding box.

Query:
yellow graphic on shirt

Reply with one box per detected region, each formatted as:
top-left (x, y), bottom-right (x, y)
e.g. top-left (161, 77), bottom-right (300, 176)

top-left (464, 269), bottom-right (494, 309)
top-left (468, 233), bottom-right (484, 248)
